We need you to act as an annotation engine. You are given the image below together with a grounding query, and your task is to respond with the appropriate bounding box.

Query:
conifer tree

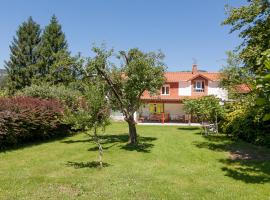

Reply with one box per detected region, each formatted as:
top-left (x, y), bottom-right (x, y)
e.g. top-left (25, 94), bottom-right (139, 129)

top-left (38, 15), bottom-right (79, 84)
top-left (5, 17), bottom-right (41, 93)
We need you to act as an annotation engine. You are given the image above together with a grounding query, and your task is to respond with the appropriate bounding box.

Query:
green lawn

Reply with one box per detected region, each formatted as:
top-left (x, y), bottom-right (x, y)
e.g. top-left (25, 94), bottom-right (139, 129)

top-left (0, 123), bottom-right (269, 200)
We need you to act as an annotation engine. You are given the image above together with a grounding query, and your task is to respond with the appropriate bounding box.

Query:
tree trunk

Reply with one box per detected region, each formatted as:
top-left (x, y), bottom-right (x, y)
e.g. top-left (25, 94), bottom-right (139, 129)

top-left (215, 111), bottom-right (219, 134)
top-left (94, 127), bottom-right (103, 168)
top-left (126, 116), bottom-right (138, 145)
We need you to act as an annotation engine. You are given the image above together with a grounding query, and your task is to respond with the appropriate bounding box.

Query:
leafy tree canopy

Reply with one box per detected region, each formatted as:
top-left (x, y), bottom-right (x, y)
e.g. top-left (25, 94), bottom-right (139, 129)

top-left (222, 0), bottom-right (270, 72)
top-left (88, 46), bottom-right (166, 144)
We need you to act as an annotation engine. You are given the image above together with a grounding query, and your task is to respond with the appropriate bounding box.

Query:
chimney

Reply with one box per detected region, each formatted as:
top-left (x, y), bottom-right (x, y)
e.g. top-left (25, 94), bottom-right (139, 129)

top-left (192, 64), bottom-right (198, 74)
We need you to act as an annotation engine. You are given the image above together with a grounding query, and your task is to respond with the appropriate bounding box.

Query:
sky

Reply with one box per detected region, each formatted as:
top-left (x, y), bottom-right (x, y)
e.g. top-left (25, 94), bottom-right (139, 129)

top-left (0, 0), bottom-right (247, 71)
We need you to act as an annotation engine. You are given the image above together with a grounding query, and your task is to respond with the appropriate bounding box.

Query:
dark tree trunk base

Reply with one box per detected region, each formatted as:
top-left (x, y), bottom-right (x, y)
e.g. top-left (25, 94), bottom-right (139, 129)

top-left (126, 118), bottom-right (138, 145)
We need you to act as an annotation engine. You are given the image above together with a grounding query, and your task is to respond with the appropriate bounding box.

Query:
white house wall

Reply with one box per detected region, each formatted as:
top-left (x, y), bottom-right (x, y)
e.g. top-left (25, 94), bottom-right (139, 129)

top-left (208, 81), bottom-right (228, 101)
top-left (139, 103), bottom-right (185, 120)
top-left (139, 104), bottom-right (150, 118)
top-left (110, 110), bottom-right (125, 121)
top-left (179, 81), bottom-right (191, 96)
top-left (164, 104), bottom-right (185, 120)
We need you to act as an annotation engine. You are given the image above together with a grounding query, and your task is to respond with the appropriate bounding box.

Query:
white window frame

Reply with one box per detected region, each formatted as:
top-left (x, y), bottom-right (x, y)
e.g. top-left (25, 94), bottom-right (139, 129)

top-left (161, 84), bottom-right (170, 95)
top-left (194, 80), bottom-right (204, 92)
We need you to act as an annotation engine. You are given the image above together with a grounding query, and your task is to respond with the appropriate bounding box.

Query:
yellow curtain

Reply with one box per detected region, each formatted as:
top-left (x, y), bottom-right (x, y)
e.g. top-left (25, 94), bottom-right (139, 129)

top-left (157, 104), bottom-right (164, 113)
top-left (149, 104), bottom-right (155, 113)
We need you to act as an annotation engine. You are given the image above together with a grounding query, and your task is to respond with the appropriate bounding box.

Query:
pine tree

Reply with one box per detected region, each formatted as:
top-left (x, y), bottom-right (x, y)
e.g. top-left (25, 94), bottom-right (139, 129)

top-left (5, 17), bottom-right (41, 93)
top-left (37, 15), bottom-right (78, 84)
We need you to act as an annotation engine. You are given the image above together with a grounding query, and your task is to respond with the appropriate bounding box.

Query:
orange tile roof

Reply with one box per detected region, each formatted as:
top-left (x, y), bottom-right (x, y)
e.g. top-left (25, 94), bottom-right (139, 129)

top-left (234, 84), bottom-right (252, 93)
top-left (141, 71), bottom-right (222, 101)
top-left (165, 71), bottom-right (221, 82)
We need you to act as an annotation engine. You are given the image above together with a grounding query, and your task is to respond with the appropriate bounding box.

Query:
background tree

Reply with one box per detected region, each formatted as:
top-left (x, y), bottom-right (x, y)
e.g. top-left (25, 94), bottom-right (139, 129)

top-left (5, 17), bottom-right (41, 93)
top-left (222, 0), bottom-right (270, 72)
top-left (256, 50), bottom-right (270, 121)
top-left (221, 1), bottom-right (270, 146)
top-left (89, 46), bottom-right (166, 145)
top-left (220, 51), bottom-right (252, 99)
top-left (183, 96), bottom-right (224, 134)
top-left (37, 15), bottom-right (79, 84)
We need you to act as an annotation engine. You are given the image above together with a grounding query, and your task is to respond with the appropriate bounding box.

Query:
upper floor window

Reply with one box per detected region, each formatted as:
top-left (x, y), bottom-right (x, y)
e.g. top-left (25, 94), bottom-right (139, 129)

top-left (194, 80), bottom-right (204, 92)
top-left (161, 85), bottom-right (170, 95)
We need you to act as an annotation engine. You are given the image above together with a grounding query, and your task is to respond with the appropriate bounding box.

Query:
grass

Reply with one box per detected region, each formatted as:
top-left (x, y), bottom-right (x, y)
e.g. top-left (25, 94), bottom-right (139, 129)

top-left (0, 122), bottom-right (269, 200)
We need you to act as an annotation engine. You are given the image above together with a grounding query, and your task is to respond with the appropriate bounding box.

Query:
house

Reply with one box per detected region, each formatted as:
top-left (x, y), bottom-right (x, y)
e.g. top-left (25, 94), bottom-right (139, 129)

top-left (110, 64), bottom-right (228, 122)
top-left (138, 64), bottom-right (228, 122)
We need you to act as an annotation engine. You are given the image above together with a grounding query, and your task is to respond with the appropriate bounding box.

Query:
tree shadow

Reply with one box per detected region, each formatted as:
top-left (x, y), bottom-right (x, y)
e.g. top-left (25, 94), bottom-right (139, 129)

top-left (193, 141), bottom-right (231, 152)
top-left (220, 159), bottom-right (270, 184)
top-left (177, 127), bottom-right (201, 131)
top-left (66, 161), bottom-right (110, 169)
top-left (0, 131), bottom-right (74, 154)
top-left (63, 133), bottom-right (157, 153)
top-left (121, 142), bottom-right (154, 153)
top-left (62, 139), bottom-right (91, 144)
top-left (193, 134), bottom-right (270, 184)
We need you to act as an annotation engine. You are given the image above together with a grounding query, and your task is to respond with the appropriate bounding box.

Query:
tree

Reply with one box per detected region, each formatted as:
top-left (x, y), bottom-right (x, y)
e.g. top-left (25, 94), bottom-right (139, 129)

top-left (222, 0), bottom-right (270, 72)
top-left (220, 51), bottom-right (253, 99)
top-left (37, 15), bottom-right (79, 84)
top-left (182, 99), bottom-right (199, 125)
top-left (5, 17), bottom-right (41, 93)
top-left (64, 80), bottom-right (110, 167)
top-left (88, 46), bottom-right (166, 145)
top-left (183, 96), bottom-right (224, 135)
top-left (256, 50), bottom-right (270, 121)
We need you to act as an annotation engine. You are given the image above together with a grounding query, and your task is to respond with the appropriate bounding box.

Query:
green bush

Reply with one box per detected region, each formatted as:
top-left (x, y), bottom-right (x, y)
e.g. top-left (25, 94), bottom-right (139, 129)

top-left (221, 102), bottom-right (270, 147)
top-left (17, 84), bottom-right (82, 108)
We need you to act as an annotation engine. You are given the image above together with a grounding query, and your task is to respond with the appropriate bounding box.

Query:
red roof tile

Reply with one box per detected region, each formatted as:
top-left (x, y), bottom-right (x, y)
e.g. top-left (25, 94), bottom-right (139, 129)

top-left (165, 71), bottom-right (221, 82)
top-left (234, 84), bottom-right (252, 93)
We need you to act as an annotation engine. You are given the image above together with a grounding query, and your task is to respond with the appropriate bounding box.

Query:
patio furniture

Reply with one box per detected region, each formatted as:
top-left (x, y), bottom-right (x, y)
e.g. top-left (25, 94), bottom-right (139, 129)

top-left (184, 114), bottom-right (191, 123)
top-left (138, 116), bottom-right (145, 123)
top-left (148, 113), bottom-right (170, 122)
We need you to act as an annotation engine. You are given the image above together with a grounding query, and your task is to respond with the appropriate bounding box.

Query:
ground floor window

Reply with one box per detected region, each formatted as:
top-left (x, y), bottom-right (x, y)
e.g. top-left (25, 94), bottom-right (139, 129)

top-left (149, 103), bottom-right (164, 114)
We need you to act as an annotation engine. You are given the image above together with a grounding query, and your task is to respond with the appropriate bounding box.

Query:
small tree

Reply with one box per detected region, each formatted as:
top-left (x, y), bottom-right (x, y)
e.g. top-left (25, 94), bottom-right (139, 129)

top-left (65, 80), bottom-right (110, 167)
top-left (182, 99), bottom-right (200, 125)
top-left (88, 46), bottom-right (166, 145)
top-left (183, 96), bottom-right (224, 135)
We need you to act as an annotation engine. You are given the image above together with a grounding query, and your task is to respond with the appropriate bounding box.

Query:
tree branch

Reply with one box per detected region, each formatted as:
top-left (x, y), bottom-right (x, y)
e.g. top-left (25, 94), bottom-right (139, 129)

top-left (94, 64), bottom-right (128, 117)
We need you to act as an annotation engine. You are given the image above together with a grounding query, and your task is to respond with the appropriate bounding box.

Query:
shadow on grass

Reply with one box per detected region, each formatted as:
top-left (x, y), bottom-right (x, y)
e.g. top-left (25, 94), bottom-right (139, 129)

top-left (177, 127), bottom-right (201, 131)
top-left (63, 133), bottom-right (157, 153)
top-left (0, 131), bottom-right (74, 154)
top-left (121, 142), bottom-right (154, 153)
top-left (219, 159), bottom-right (270, 184)
top-left (62, 138), bottom-right (91, 144)
top-left (66, 161), bottom-right (110, 169)
top-left (193, 134), bottom-right (270, 184)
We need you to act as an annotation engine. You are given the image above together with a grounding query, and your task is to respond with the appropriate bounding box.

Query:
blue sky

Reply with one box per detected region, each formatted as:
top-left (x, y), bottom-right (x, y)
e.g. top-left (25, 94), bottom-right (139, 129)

top-left (0, 0), bottom-right (246, 71)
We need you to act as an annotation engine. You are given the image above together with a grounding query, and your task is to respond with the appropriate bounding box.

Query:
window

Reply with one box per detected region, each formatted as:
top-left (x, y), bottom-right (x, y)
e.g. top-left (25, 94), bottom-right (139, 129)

top-left (149, 103), bottom-right (164, 114)
top-left (161, 85), bottom-right (170, 95)
top-left (194, 80), bottom-right (204, 92)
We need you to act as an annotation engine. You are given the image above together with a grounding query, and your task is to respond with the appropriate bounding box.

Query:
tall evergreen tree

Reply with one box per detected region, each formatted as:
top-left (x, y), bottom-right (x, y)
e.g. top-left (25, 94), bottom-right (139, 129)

top-left (37, 15), bottom-right (79, 84)
top-left (5, 17), bottom-right (41, 93)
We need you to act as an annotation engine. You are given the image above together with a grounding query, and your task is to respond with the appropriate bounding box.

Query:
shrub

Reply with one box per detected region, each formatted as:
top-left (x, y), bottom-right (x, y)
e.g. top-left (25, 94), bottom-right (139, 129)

top-left (221, 101), bottom-right (270, 147)
top-left (17, 84), bottom-right (82, 108)
top-left (0, 96), bottom-right (67, 148)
